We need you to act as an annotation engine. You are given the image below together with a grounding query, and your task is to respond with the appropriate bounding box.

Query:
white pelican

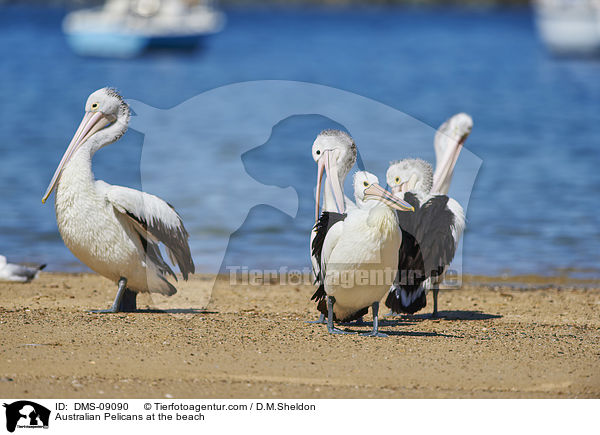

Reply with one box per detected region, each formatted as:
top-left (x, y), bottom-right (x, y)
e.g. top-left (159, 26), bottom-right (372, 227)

top-left (42, 87), bottom-right (195, 312)
top-left (313, 171), bottom-right (413, 336)
top-left (432, 113), bottom-right (473, 195)
top-left (0, 256), bottom-right (46, 283)
top-left (385, 159), bottom-right (465, 317)
top-left (308, 130), bottom-right (356, 323)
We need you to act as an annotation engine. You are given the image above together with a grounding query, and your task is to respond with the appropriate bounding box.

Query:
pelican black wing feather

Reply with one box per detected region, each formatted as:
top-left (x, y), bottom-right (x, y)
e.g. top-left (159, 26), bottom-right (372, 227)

top-left (310, 211), bottom-right (347, 302)
top-left (125, 209), bottom-right (195, 280)
top-left (138, 232), bottom-right (177, 280)
top-left (412, 195), bottom-right (458, 279)
top-left (386, 193), bottom-right (458, 313)
top-left (105, 185), bottom-right (195, 287)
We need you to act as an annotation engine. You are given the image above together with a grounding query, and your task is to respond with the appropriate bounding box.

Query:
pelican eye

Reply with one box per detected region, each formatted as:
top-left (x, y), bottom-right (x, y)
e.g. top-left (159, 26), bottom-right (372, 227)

top-left (315, 150), bottom-right (321, 155)
top-left (91, 102), bottom-right (99, 111)
top-left (363, 181), bottom-right (369, 187)
top-left (395, 177), bottom-right (400, 184)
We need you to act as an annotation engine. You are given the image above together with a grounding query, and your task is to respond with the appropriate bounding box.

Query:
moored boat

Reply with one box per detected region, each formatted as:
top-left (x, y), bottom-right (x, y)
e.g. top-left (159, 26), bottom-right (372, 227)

top-left (63, 0), bottom-right (225, 58)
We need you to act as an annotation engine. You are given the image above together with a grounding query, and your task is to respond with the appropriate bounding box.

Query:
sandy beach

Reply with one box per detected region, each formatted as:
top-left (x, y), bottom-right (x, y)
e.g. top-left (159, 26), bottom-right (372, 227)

top-left (0, 272), bottom-right (598, 399)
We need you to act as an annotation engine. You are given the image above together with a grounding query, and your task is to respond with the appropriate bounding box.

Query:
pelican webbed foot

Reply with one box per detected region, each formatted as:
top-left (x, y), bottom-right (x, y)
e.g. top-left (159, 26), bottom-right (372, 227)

top-left (361, 331), bottom-right (388, 337)
top-left (306, 314), bottom-right (326, 324)
top-left (328, 327), bottom-right (353, 335)
top-left (326, 296), bottom-right (353, 335)
top-left (360, 301), bottom-right (387, 337)
top-left (89, 277), bottom-right (137, 313)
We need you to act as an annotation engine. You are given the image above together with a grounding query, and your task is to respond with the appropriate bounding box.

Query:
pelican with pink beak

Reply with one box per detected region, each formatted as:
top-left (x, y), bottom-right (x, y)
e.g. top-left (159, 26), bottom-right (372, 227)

top-left (308, 130), bottom-right (357, 323)
top-left (312, 171), bottom-right (414, 336)
top-left (42, 87), bottom-right (194, 312)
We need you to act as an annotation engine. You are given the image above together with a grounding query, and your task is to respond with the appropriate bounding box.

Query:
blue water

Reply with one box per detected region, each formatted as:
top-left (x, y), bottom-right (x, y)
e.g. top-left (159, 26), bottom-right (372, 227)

top-left (1, 5), bottom-right (599, 277)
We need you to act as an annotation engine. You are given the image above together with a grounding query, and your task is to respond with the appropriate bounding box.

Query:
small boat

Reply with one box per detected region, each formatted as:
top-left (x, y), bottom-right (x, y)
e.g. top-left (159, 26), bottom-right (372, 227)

top-left (63, 0), bottom-right (225, 58)
top-left (533, 0), bottom-right (600, 56)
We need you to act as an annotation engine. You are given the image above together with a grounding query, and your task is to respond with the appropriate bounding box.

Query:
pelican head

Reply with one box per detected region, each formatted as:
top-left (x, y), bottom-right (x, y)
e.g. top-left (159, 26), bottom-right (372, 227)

top-left (312, 129), bottom-right (357, 220)
top-left (42, 87), bottom-right (130, 203)
top-left (432, 112), bottom-right (473, 194)
top-left (353, 171), bottom-right (413, 212)
top-left (387, 158), bottom-right (434, 196)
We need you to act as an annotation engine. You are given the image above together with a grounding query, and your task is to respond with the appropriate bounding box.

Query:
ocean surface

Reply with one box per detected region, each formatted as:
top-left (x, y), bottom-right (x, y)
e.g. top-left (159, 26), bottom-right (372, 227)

top-left (0, 5), bottom-right (599, 277)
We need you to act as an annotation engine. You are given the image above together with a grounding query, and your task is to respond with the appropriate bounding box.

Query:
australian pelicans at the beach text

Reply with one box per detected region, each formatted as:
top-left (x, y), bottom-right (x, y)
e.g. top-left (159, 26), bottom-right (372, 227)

top-left (312, 171), bottom-right (414, 336)
top-left (385, 159), bottom-right (465, 317)
top-left (42, 88), bottom-right (195, 312)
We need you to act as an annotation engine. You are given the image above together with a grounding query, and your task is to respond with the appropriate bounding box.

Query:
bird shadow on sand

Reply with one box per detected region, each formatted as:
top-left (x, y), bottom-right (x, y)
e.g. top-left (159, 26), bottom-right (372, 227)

top-left (408, 310), bottom-right (503, 321)
top-left (333, 325), bottom-right (461, 338)
top-left (339, 319), bottom-right (417, 328)
top-left (383, 330), bottom-right (462, 338)
top-left (131, 308), bottom-right (218, 315)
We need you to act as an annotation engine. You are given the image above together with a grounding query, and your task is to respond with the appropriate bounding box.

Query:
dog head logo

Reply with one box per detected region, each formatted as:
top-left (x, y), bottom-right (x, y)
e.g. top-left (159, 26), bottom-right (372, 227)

top-left (3, 401), bottom-right (50, 432)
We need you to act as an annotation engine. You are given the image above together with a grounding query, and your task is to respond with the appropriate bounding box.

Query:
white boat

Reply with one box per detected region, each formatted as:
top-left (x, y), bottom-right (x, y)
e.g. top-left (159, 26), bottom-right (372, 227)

top-left (533, 0), bottom-right (600, 56)
top-left (63, 0), bottom-right (225, 58)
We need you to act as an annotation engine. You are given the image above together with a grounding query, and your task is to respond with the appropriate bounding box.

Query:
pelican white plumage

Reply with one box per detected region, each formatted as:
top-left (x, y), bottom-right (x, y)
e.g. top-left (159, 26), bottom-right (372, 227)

top-left (42, 87), bottom-right (195, 312)
top-left (312, 171), bottom-right (413, 336)
top-left (0, 255), bottom-right (46, 283)
top-left (385, 159), bottom-right (465, 317)
top-left (308, 130), bottom-right (356, 323)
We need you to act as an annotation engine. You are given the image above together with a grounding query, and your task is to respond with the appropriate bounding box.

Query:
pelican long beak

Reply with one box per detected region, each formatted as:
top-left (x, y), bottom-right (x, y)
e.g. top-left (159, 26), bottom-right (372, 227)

top-left (364, 183), bottom-right (414, 212)
top-left (42, 111), bottom-right (115, 204)
top-left (432, 132), bottom-right (468, 194)
top-left (314, 149), bottom-right (345, 221)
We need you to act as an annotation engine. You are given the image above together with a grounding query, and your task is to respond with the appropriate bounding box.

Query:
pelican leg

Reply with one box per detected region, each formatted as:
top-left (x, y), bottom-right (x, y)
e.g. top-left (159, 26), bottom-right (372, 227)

top-left (90, 277), bottom-right (135, 313)
top-left (361, 302), bottom-right (387, 337)
top-left (431, 288), bottom-right (439, 318)
top-left (327, 296), bottom-right (351, 335)
top-left (306, 313), bottom-right (326, 324)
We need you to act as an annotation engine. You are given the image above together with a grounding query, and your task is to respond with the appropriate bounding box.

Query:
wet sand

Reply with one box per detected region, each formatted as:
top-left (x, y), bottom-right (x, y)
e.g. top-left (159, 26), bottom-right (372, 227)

top-left (0, 273), bottom-right (598, 398)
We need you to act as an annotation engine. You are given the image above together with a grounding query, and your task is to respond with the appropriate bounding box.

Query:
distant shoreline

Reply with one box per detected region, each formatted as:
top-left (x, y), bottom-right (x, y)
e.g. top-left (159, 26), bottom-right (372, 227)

top-left (0, 0), bottom-right (532, 8)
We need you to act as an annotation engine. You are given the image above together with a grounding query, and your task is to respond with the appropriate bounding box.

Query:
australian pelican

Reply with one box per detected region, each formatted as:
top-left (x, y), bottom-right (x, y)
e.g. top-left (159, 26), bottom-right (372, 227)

top-left (385, 159), bottom-right (465, 317)
top-left (42, 88), bottom-right (195, 312)
top-left (308, 130), bottom-right (357, 323)
top-left (312, 171), bottom-right (413, 336)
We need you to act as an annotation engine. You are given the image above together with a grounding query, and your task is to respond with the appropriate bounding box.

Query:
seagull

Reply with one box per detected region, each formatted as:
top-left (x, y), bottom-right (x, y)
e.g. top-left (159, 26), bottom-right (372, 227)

top-left (308, 130), bottom-right (357, 323)
top-left (42, 87), bottom-right (195, 313)
top-left (0, 256), bottom-right (46, 283)
top-left (313, 171), bottom-right (413, 336)
top-left (385, 159), bottom-right (465, 317)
